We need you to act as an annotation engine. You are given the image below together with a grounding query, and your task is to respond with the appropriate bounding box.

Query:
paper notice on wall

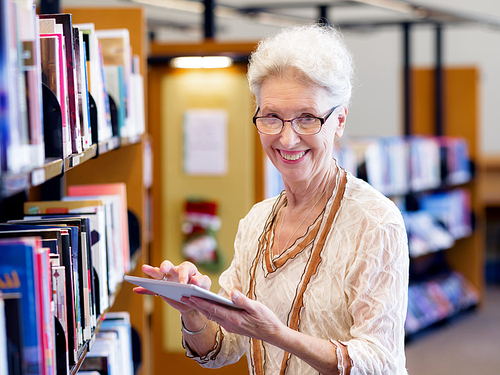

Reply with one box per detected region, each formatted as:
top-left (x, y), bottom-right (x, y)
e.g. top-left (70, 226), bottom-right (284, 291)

top-left (183, 109), bottom-right (228, 175)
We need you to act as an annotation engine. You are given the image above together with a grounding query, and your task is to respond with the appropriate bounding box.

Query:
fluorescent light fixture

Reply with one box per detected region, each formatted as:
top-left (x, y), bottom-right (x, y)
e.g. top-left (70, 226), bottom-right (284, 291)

top-left (170, 56), bottom-right (233, 69)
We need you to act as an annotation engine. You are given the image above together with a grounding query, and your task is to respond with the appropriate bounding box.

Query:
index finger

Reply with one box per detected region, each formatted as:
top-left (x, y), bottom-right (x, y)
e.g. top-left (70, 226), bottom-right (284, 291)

top-left (142, 264), bottom-right (164, 279)
top-left (159, 260), bottom-right (176, 276)
top-left (176, 261), bottom-right (199, 284)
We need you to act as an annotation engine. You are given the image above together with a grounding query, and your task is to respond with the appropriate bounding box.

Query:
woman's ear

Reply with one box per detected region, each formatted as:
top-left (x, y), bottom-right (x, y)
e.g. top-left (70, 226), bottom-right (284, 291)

top-left (335, 106), bottom-right (348, 138)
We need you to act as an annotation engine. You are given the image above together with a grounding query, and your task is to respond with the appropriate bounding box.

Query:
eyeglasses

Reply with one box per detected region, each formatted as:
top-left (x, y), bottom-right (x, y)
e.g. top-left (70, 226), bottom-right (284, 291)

top-left (252, 105), bottom-right (340, 135)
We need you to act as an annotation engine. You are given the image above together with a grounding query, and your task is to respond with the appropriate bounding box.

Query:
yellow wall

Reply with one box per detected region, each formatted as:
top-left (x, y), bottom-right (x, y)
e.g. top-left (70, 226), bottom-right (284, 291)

top-left (160, 67), bottom-right (255, 351)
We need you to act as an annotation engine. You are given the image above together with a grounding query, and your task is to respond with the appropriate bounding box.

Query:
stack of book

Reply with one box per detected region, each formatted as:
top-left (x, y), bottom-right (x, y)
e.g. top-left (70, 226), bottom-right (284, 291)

top-left (0, 1), bottom-right (145, 176)
top-left (402, 188), bottom-right (472, 258)
top-left (405, 271), bottom-right (479, 336)
top-left (333, 135), bottom-right (471, 198)
top-left (80, 312), bottom-right (134, 375)
top-left (0, 182), bottom-right (130, 374)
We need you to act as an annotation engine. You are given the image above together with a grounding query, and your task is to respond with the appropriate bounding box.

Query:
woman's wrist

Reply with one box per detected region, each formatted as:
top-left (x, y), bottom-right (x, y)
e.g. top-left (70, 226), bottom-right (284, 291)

top-left (181, 316), bottom-right (207, 335)
top-left (180, 310), bottom-right (207, 333)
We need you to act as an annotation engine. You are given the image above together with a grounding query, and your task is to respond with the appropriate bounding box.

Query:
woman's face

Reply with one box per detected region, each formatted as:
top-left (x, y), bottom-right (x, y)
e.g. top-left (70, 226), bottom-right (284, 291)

top-left (258, 75), bottom-right (346, 185)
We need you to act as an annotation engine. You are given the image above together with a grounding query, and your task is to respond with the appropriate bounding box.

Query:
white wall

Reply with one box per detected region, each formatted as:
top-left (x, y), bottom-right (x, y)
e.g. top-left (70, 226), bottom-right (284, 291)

top-left (342, 0), bottom-right (500, 155)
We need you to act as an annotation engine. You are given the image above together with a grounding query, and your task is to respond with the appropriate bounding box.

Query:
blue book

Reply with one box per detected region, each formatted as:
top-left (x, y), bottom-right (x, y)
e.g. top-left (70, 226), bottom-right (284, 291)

top-left (1, 221), bottom-right (83, 365)
top-left (0, 237), bottom-right (43, 375)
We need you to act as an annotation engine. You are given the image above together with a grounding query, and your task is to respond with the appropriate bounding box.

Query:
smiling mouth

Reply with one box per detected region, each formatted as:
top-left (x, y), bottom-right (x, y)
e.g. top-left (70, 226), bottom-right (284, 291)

top-left (279, 150), bottom-right (308, 161)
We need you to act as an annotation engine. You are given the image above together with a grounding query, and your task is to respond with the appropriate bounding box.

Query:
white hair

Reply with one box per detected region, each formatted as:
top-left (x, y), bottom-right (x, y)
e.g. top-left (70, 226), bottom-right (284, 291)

top-left (247, 24), bottom-right (354, 107)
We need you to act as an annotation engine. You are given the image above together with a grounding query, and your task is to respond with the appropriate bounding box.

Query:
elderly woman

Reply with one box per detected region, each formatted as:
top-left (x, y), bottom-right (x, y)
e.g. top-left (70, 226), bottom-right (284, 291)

top-left (136, 24), bottom-right (409, 374)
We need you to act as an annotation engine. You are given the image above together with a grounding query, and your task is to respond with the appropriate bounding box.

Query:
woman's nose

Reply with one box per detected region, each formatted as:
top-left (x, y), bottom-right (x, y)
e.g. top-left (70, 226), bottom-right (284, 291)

top-left (280, 121), bottom-right (301, 148)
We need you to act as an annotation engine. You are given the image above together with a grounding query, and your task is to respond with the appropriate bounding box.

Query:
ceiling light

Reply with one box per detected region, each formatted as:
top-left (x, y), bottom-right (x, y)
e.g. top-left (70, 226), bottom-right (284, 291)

top-left (170, 56), bottom-right (233, 69)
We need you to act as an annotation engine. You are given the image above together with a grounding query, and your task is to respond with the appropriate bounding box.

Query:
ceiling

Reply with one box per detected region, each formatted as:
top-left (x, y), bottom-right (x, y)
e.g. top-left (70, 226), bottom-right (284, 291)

top-left (52, 0), bottom-right (500, 43)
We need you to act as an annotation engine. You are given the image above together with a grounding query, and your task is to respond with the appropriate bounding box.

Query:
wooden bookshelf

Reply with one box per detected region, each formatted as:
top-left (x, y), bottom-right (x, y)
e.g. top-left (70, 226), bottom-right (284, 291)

top-left (0, 6), bottom-right (149, 373)
top-left (412, 66), bottom-right (485, 300)
top-left (63, 6), bottom-right (151, 375)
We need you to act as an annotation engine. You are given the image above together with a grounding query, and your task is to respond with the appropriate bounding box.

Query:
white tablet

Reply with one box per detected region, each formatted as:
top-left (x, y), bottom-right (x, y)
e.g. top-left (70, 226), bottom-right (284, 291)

top-left (124, 275), bottom-right (239, 309)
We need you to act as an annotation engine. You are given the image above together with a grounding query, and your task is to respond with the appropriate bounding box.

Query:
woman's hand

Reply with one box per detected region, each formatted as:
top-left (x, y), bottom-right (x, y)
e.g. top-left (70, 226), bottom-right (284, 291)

top-left (133, 261), bottom-right (212, 313)
top-left (181, 289), bottom-right (286, 346)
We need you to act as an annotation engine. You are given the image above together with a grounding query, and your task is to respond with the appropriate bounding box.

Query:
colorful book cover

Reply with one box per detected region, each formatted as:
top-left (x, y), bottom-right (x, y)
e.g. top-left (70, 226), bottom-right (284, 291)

top-left (75, 23), bottom-right (113, 142)
top-left (40, 31), bottom-right (71, 158)
top-left (0, 0), bottom-right (27, 173)
top-left (2, 292), bottom-right (24, 374)
top-left (51, 263), bottom-right (70, 375)
top-left (21, 207), bottom-right (101, 341)
top-left (0, 223), bottom-right (80, 365)
top-left (73, 27), bottom-right (91, 150)
top-left (15, 1), bottom-right (44, 168)
top-left (95, 29), bottom-right (132, 136)
top-left (101, 312), bottom-right (134, 375)
top-left (104, 65), bottom-right (126, 135)
top-left (39, 14), bottom-right (82, 154)
top-left (0, 292), bottom-right (8, 375)
top-left (68, 183), bottom-right (130, 273)
top-left (36, 247), bottom-right (55, 375)
top-left (0, 237), bottom-right (43, 375)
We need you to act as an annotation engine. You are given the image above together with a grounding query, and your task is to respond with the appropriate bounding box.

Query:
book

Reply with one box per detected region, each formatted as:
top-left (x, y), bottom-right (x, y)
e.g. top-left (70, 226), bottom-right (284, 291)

top-left (419, 189), bottom-right (472, 240)
top-left (2, 292), bottom-right (24, 374)
top-left (440, 136), bottom-right (472, 185)
top-left (129, 71), bottom-right (146, 138)
top-left (0, 237), bottom-right (43, 375)
top-left (100, 312), bottom-right (134, 375)
top-left (104, 65), bottom-right (126, 136)
top-left (39, 23), bottom-right (71, 158)
top-left (0, 292), bottom-right (8, 375)
top-left (403, 210), bottom-right (455, 257)
top-left (75, 23), bottom-right (113, 142)
top-left (14, 0), bottom-right (45, 169)
top-left (24, 200), bottom-right (108, 320)
top-left (405, 272), bottom-right (479, 335)
top-left (409, 136), bottom-right (441, 192)
top-left (68, 182), bottom-right (130, 273)
top-left (39, 13), bottom-right (83, 155)
top-left (36, 247), bottom-right (56, 375)
top-left (80, 331), bottom-right (116, 375)
top-left (62, 195), bottom-right (121, 297)
top-left (0, 0), bottom-right (30, 173)
top-left (73, 27), bottom-right (91, 150)
top-left (6, 219), bottom-right (96, 345)
top-left (95, 29), bottom-right (132, 138)
top-left (51, 263), bottom-right (70, 375)
top-left (0, 224), bottom-right (82, 365)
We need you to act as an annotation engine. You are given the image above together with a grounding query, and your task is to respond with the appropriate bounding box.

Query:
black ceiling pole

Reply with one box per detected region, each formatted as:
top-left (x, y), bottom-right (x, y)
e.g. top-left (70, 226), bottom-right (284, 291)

top-left (204, 0), bottom-right (215, 40)
top-left (403, 22), bottom-right (412, 136)
top-left (435, 24), bottom-right (444, 136)
top-left (40, 0), bottom-right (60, 14)
top-left (318, 5), bottom-right (329, 25)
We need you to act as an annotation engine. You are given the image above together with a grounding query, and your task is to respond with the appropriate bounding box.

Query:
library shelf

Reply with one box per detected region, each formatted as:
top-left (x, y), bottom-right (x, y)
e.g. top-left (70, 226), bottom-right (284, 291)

top-left (0, 4), bottom-right (149, 375)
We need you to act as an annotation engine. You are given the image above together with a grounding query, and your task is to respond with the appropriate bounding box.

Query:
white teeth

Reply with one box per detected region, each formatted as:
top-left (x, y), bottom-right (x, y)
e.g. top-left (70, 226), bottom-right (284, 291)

top-left (280, 151), bottom-right (306, 161)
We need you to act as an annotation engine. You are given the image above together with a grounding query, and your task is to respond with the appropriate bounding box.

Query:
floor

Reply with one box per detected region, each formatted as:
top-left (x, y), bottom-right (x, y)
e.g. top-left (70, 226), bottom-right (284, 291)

top-left (405, 285), bottom-right (500, 374)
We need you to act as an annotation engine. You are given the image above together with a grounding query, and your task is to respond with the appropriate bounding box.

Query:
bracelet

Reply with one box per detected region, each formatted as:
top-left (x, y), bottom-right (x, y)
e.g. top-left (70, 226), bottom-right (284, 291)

top-left (181, 317), bottom-right (207, 335)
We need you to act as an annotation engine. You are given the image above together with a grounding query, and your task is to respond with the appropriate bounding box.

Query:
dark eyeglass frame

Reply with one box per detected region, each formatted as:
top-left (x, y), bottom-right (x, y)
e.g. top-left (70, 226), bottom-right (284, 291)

top-left (252, 105), bottom-right (340, 135)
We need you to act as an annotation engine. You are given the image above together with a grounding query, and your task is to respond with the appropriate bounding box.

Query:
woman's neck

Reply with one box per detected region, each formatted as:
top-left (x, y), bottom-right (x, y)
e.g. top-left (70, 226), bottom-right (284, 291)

top-left (283, 160), bottom-right (338, 210)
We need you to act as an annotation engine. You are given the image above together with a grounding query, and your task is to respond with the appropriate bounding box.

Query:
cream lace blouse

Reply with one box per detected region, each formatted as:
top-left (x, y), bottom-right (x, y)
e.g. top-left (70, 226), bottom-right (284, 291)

top-left (184, 169), bottom-right (409, 375)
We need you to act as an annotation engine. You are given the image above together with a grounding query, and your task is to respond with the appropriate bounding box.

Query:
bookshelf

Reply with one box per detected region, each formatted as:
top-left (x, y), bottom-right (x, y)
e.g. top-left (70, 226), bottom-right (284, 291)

top-left (403, 66), bottom-right (484, 336)
top-left (412, 67), bottom-right (484, 291)
top-left (0, 5), bottom-right (150, 375)
top-left (64, 7), bottom-right (151, 375)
